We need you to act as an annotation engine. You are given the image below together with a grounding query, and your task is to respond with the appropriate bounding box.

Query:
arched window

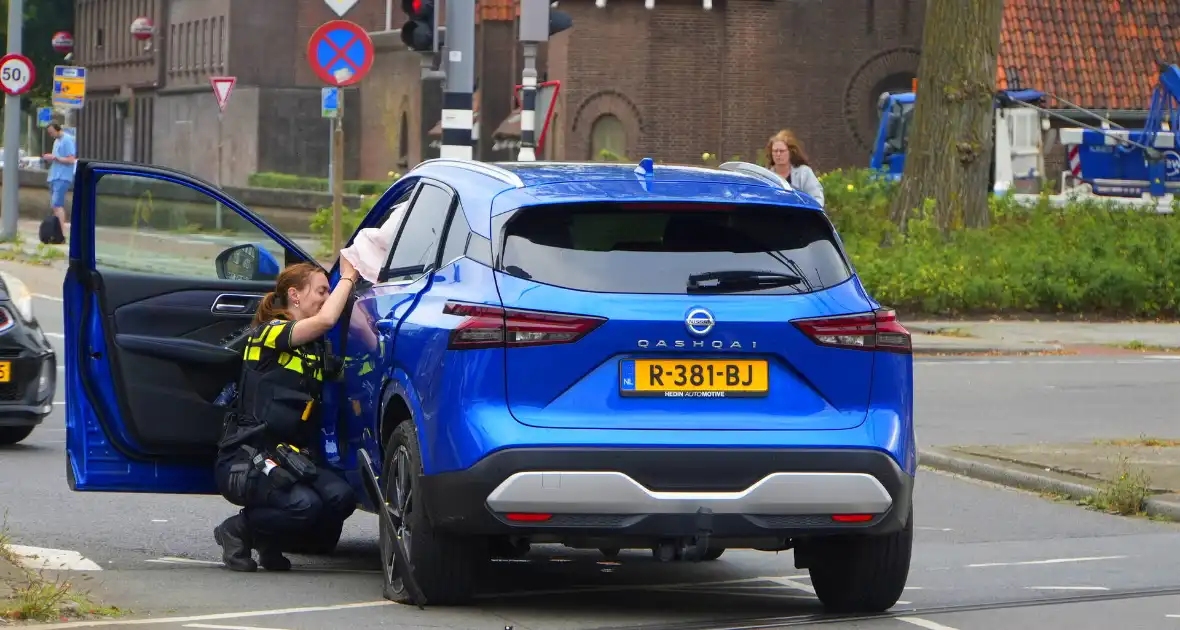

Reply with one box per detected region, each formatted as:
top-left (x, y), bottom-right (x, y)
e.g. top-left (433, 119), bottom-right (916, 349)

top-left (589, 114), bottom-right (626, 161)
top-left (397, 112), bottom-right (409, 169)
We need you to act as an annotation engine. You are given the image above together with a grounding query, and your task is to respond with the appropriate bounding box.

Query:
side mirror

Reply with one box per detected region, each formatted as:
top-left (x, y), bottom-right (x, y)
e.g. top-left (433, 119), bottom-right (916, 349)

top-left (215, 244), bottom-right (281, 281)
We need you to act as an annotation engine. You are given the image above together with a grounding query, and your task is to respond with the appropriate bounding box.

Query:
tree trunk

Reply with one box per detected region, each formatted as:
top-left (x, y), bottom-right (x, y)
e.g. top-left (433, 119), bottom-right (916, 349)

top-left (890, 0), bottom-right (1004, 232)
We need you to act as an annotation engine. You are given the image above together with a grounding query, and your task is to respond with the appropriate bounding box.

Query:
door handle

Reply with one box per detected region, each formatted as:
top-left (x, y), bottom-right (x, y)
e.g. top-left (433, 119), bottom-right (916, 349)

top-left (211, 294), bottom-right (256, 315)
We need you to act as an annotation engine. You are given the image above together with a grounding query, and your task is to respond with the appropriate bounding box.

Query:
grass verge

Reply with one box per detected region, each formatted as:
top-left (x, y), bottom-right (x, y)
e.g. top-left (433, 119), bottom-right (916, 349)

top-left (0, 516), bottom-right (124, 622)
top-left (1079, 455), bottom-right (1153, 516)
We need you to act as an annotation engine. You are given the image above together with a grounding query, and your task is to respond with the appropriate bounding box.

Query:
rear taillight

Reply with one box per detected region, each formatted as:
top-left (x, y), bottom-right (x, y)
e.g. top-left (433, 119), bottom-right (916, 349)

top-left (791, 308), bottom-right (911, 354)
top-left (443, 301), bottom-right (606, 350)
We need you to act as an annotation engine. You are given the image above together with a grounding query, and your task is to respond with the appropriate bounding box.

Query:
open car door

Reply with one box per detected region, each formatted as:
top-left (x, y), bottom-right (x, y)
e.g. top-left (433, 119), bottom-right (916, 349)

top-left (64, 160), bottom-right (329, 493)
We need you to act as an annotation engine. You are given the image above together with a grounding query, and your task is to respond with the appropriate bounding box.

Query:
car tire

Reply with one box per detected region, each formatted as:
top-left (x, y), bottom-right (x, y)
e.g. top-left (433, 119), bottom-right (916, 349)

top-left (807, 508), bottom-right (913, 613)
top-left (700, 546), bottom-right (725, 561)
top-left (380, 421), bottom-right (482, 606)
top-left (0, 426), bottom-right (34, 445)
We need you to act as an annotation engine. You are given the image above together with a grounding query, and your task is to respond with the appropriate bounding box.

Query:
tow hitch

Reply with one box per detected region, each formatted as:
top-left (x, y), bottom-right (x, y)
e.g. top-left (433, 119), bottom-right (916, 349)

top-left (655, 507), bottom-right (714, 562)
top-left (358, 447), bottom-right (426, 609)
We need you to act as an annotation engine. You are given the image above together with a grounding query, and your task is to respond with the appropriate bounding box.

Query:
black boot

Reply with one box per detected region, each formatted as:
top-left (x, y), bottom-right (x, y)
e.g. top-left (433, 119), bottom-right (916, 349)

top-left (255, 536), bottom-right (292, 572)
top-left (214, 513), bottom-right (257, 572)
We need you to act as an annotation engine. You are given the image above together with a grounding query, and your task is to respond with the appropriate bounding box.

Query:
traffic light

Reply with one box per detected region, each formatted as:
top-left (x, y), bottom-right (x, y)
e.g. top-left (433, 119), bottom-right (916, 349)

top-left (401, 0), bottom-right (437, 52)
top-left (549, 8), bottom-right (573, 36)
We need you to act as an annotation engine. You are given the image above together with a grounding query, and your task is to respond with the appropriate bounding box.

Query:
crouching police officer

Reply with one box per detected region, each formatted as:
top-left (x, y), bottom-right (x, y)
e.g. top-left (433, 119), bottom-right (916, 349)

top-left (213, 258), bottom-right (361, 572)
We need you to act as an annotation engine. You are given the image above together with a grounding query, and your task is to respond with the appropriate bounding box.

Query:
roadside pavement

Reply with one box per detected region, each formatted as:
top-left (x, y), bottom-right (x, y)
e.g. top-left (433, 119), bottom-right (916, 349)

top-left (907, 320), bottom-right (1180, 354)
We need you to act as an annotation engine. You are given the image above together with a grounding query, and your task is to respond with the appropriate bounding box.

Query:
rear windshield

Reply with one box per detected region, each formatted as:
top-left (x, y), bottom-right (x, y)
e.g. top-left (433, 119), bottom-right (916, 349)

top-left (499, 203), bottom-right (852, 295)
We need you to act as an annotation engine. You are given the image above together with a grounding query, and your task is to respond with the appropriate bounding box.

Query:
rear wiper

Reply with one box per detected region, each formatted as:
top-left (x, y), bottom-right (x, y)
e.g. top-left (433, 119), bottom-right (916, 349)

top-left (686, 270), bottom-right (804, 293)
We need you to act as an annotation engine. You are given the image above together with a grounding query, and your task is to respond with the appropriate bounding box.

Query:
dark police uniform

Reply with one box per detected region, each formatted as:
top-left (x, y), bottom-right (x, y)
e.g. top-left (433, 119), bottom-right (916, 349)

top-left (213, 316), bottom-right (356, 572)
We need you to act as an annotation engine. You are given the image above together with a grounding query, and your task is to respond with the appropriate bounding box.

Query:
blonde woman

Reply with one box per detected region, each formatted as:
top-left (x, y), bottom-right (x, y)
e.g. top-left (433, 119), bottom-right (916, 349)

top-left (766, 130), bottom-right (825, 206)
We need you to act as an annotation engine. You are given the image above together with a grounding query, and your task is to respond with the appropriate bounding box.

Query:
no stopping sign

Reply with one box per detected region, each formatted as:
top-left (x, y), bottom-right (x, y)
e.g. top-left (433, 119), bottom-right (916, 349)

top-left (0, 54), bottom-right (34, 96)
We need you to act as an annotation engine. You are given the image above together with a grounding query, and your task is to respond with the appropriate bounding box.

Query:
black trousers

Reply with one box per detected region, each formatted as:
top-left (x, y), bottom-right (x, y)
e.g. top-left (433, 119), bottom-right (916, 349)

top-left (215, 448), bottom-right (357, 545)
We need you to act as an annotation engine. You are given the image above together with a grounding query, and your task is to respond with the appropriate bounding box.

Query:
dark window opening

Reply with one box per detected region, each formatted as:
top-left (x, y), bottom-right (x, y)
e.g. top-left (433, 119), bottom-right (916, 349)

top-left (500, 203), bottom-right (852, 295)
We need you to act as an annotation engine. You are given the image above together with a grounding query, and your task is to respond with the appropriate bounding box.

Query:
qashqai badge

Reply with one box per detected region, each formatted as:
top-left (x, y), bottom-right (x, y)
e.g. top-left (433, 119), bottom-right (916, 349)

top-left (685, 307), bottom-right (715, 337)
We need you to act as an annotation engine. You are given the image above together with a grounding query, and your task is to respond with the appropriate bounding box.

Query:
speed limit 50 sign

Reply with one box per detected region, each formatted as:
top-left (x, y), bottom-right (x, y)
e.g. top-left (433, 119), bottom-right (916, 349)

top-left (0, 54), bottom-right (34, 96)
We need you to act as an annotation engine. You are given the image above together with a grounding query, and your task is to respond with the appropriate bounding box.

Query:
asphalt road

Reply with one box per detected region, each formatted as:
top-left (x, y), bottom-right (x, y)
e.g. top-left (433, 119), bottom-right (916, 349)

top-left (5, 265), bottom-right (1180, 630)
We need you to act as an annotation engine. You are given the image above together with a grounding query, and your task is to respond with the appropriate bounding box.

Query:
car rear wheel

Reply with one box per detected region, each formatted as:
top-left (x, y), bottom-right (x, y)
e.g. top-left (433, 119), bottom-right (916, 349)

top-left (806, 508), bottom-right (913, 613)
top-left (380, 421), bottom-right (482, 606)
top-left (0, 426), bottom-right (34, 445)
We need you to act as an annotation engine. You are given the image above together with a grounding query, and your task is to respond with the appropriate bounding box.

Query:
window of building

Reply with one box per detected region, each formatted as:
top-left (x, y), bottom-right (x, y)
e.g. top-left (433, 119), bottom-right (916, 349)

top-left (589, 114), bottom-right (626, 161)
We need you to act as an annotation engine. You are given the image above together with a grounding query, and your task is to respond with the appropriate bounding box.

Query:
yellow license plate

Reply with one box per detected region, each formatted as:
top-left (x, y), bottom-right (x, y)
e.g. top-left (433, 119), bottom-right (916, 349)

top-left (620, 359), bottom-right (768, 398)
top-left (0, 361), bottom-right (11, 383)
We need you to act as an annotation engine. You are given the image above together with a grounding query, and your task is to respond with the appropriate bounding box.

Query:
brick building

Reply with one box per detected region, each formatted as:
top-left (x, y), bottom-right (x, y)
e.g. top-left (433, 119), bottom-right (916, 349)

top-left (73, 0), bottom-right (377, 187)
top-left (367, 0), bottom-right (927, 177)
top-left (71, 0), bottom-right (1180, 185)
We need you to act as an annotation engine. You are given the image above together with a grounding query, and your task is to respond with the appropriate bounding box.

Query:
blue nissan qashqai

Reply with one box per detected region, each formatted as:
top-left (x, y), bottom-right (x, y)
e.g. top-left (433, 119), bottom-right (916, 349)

top-left (62, 157), bottom-right (915, 612)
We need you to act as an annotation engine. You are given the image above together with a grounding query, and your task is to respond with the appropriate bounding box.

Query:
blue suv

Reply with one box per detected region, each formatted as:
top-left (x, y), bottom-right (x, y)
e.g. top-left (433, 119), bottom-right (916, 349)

top-left (63, 157), bottom-right (915, 612)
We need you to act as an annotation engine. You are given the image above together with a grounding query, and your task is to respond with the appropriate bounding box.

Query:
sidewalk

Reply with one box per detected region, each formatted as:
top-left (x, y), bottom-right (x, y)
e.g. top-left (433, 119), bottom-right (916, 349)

top-left (920, 441), bottom-right (1180, 521)
top-left (908, 320), bottom-right (1180, 354)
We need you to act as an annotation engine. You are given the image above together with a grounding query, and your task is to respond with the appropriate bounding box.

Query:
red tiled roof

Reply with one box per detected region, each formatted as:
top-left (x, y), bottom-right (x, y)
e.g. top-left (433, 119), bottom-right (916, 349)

top-left (998, 0), bottom-right (1180, 110)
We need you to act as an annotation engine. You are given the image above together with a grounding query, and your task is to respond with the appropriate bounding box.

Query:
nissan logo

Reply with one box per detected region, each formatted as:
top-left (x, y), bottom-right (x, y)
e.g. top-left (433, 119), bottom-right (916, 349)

top-left (685, 307), bottom-right (715, 336)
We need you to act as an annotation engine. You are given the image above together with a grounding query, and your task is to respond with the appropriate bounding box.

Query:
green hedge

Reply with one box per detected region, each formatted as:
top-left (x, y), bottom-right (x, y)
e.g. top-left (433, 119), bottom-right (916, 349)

top-left (823, 168), bottom-right (1180, 318)
top-left (249, 171), bottom-right (397, 196)
top-left (303, 159), bottom-right (1180, 319)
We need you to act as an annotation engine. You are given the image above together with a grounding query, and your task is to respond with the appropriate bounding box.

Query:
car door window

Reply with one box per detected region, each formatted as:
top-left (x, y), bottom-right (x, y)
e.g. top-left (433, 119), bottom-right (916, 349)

top-left (439, 202), bottom-right (470, 266)
top-left (384, 183), bottom-right (453, 282)
top-left (93, 173), bottom-right (295, 280)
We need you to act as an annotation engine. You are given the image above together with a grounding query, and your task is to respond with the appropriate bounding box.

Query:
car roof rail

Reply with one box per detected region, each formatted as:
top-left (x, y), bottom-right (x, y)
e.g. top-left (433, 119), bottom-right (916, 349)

top-left (413, 158), bottom-right (525, 188)
top-left (717, 161), bottom-right (793, 190)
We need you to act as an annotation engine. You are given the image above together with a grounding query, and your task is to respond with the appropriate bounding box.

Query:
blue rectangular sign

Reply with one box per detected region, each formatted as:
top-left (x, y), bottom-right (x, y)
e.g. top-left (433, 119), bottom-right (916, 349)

top-left (36, 107), bottom-right (52, 128)
top-left (321, 87), bottom-right (339, 118)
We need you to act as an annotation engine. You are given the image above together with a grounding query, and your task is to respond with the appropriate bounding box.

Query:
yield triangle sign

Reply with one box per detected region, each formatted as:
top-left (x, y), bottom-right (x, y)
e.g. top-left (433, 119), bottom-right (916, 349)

top-left (210, 76), bottom-right (236, 113)
top-left (324, 0), bottom-right (359, 16)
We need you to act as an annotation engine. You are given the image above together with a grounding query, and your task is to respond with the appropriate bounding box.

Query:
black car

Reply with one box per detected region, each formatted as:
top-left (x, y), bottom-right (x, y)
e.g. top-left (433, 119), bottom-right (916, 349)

top-left (0, 271), bottom-right (56, 445)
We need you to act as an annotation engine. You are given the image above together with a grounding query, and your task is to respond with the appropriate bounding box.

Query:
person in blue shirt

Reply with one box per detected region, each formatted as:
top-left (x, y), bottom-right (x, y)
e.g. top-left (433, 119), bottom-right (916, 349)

top-left (42, 123), bottom-right (77, 239)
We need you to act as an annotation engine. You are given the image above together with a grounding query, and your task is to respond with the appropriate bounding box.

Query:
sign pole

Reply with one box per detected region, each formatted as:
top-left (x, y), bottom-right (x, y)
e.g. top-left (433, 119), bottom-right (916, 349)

top-left (440, 0), bottom-right (476, 160)
top-left (216, 110), bottom-right (224, 230)
top-left (306, 20), bottom-right (373, 255)
top-left (332, 92), bottom-right (344, 253)
top-left (1, 0), bottom-right (24, 241)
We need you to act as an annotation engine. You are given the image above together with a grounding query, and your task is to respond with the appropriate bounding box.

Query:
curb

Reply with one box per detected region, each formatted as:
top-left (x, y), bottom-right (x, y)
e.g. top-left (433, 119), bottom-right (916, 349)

top-left (912, 346), bottom-right (1064, 355)
top-left (918, 447), bottom-right (1180, 521)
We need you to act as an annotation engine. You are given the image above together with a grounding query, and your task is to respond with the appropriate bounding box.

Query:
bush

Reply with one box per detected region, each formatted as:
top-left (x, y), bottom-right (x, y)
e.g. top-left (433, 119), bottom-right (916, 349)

top-left (249, 172), bottom-right (397, 196)
top-left (822, 168), bottom-right (1180, 318)
top-left (309, 196), bottom-right (377, 258)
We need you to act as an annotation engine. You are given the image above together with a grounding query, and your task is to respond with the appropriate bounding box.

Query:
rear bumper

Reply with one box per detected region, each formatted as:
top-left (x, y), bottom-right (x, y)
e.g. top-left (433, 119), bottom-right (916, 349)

top-left (419, 447), bottom-right (913, 539)
top-left (0, 350), bottom-right (55, 423)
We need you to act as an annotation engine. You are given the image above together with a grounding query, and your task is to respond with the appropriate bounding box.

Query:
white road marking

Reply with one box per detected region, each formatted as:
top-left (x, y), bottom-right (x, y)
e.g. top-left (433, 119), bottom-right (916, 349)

top-left (1026, 586), bottom-right (1110, 591)
top-left (759, 575), bottom-right (816, 594)
top-left (917, 526), bottom-right (954, 531)
top-left (897, 617), bottom-right (960, 630)
top-left (151, 519), bottom-right (168, 523)
top-left (146, 557), bottom-right (221, 566)
top-left (28, 600), bottom-right (395, 628)
top-left (968, 555), bottom-right (1126, 568)
top-left (44, 331), bottom-right (64, 339)
top-left (33, 293), bottom-right (62, 302)
top-left (7, 544), bottom-right (103, 571)
top-left (184, 625), bottom-right (290, 630)
top-left (1167, 614), bottom-right (1180, 618)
